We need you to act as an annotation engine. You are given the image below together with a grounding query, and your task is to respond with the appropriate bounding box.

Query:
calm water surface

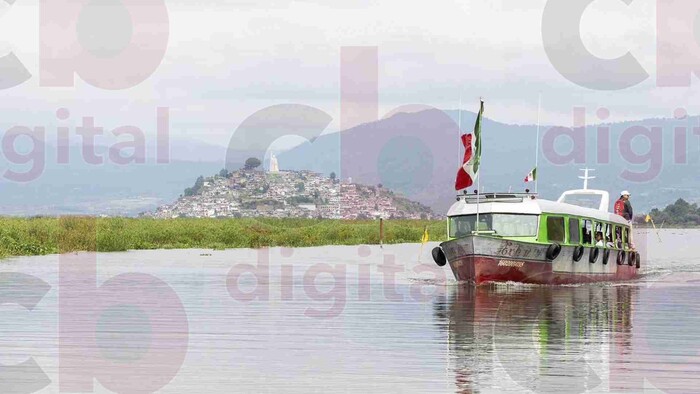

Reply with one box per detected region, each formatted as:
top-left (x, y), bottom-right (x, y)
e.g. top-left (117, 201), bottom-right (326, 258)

top-left (1, 229), bottom-right (699, 393)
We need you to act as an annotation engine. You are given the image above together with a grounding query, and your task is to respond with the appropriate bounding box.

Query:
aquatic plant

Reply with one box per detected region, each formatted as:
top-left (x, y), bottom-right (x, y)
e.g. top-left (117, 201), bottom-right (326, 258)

top-left (0, 217), bottom-right (446, 259)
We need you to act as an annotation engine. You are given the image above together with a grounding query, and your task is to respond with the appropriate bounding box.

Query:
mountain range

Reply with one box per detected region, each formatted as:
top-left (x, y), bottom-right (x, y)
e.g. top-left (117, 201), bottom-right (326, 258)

top-left (0, 109), bottom-right (696, 216)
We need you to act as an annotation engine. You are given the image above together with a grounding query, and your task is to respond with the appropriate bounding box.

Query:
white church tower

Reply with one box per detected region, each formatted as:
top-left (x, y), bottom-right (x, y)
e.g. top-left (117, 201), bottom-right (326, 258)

top-left (269, 154), bottom-right (280, 173)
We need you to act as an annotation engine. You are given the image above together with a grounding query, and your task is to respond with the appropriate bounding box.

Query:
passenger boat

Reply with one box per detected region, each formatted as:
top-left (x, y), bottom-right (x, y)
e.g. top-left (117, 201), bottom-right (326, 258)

top-left (431, 172), bottom-right (641, 285)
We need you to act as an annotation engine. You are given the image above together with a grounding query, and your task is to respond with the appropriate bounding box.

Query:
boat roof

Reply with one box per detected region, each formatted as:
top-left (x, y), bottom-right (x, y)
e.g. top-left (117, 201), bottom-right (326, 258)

top-left (447, 193), bottom-right (628, 226)
top-left (447, 169), bottom-right (629, 225)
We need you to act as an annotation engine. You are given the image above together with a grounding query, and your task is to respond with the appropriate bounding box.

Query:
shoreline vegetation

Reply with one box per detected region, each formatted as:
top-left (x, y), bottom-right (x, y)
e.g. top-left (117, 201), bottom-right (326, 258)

top-left (637, 198), bottom-right (700, 228)
top-left (2, 195), bottom-right (695, 260)
top-left (0, 217), bottom-right (446, 260)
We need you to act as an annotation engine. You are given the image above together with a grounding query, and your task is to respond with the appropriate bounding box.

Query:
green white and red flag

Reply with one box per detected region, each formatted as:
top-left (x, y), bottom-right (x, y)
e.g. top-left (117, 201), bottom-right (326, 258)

top-left (524, 167), bottom-right (537, 182)
top-left (455, 100), bottom-right (483, 190)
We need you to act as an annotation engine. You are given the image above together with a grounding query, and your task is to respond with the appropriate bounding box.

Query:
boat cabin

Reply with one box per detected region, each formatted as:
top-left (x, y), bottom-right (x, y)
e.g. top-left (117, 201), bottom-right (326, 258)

top-left (447, 189), bottom-right (632, 251)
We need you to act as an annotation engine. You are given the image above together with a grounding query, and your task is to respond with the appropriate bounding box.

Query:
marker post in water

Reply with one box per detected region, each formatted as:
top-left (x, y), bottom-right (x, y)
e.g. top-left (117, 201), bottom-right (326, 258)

top-left (645, 214), bottom-right (662, 242)
top-left (379, 218), bottom-right (384, 249)
top-left (418, 225), bottom-right (429, 262)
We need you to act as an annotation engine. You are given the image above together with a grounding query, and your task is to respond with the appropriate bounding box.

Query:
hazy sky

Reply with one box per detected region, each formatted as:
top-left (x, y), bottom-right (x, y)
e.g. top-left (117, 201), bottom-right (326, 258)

top-left (1, 0), bottom-right (698, 149)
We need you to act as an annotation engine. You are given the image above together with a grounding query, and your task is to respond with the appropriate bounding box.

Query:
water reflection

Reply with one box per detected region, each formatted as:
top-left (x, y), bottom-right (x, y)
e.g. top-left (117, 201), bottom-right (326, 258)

top-left (435, 285), bottom-right (636, 393)
top-left (3, 238), bottom-right (700, 392)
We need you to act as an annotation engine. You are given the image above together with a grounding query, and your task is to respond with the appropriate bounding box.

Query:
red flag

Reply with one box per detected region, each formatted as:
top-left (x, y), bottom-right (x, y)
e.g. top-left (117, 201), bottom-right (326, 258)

top-left (455, 134), bottom-right (474, 190)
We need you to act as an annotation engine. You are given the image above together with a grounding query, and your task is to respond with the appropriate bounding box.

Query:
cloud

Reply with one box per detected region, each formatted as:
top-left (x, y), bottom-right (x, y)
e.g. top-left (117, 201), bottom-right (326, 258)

top-left (0, 0), bottom-right (698, 142)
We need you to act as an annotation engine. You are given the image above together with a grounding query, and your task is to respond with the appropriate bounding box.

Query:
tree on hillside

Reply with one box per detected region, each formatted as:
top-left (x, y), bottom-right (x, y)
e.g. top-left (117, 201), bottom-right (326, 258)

top-left (244, 157), bottom-right (262, 170)
top-left (640, 198), bottom-right (700, 227)
top-left (330, 172), bottom-right (337, 182)
top-left (219, 168), bottom-right (230, 178)
top-left (295, 182), bottom-right (305, 192)
top-left (184, 175), bottom-right (205, 196)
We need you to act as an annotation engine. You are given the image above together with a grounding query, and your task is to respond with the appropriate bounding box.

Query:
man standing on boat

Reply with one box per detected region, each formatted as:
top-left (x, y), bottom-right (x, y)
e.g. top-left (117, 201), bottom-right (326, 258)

top-left (615, 191), bottom-right (634, 248)
top-left (615, 191), bottom-right (633, 221)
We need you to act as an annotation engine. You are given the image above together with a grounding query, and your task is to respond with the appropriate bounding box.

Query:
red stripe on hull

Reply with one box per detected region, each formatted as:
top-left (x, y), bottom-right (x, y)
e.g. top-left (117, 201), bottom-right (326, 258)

top-left (449, 256), bottom-right (639, 285)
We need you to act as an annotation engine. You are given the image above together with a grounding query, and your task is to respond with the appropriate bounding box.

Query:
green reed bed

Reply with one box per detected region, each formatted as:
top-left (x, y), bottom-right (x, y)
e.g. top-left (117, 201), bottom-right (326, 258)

top-left (0, 217), bottom-right (446, 259)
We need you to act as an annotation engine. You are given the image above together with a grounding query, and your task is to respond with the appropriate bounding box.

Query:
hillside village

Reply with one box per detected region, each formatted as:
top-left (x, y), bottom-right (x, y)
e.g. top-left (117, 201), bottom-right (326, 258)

top-left (145, 156), bottom-right (438, 220)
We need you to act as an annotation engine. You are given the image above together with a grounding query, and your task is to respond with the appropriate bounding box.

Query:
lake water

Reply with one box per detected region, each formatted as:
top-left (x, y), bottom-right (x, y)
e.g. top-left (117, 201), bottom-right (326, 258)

top-left (1, 229), bottom-right (699, 393)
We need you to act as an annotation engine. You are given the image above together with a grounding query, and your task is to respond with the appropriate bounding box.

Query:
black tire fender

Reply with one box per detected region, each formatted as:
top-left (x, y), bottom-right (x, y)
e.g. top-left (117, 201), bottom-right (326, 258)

top-left (617, 250), bottom-right (626, 266)
top-left (432, 247), bottom-right (447, 267)
top-left (546, 243), bottom-right (562, 261)
top-left (602, 249), bottom-right (611, 265)
top-left (635, 252), bottom-right (641, 269)
top-left (589, 248), bottom-right (600, 264)
top-left (572, 245), bottom-right (584, 262)
top-left (628, 250), bottom-right (635, 266)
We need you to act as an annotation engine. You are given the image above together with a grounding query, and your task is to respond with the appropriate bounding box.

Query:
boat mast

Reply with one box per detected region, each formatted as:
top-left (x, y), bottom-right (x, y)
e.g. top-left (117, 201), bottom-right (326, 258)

top-left (476, 165), bottom-right (480, 233)
top-left (476, 97), bottom-right (483, 233)
top-left (535, 93), bottom-right (541, 194)
top-left (579, 168), bottom-right (595, 190)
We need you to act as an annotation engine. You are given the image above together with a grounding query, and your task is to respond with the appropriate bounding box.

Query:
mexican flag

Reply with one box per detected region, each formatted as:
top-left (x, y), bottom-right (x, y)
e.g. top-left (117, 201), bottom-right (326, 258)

top-left (524, 167), bottom-right (537, 182)
top-left (455, 100), bottom-right (484, 190)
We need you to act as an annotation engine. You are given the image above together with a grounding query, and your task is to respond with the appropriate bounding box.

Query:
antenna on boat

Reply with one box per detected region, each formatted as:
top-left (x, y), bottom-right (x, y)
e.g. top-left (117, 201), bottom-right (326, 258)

top-left (579, 168), bottom-right (595, 190)
top-left (535, 93), bottom-right (541, 194)
top-left (476, 97), bottom-right (483, 233)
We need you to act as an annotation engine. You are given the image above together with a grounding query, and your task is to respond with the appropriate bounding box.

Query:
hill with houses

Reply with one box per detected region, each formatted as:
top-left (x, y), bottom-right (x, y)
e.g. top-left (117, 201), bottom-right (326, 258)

top-left (145, 165), bottom-right (438, 220)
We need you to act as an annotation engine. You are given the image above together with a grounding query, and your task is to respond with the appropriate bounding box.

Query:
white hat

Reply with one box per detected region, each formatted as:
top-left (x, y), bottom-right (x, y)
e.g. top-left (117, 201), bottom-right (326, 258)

top-left (621, 190), bottom-right (630, 196)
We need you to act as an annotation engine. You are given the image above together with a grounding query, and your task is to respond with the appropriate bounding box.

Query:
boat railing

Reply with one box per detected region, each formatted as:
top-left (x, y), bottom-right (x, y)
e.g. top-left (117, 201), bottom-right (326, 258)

top-left (456, 192), bottom-right (537, 204)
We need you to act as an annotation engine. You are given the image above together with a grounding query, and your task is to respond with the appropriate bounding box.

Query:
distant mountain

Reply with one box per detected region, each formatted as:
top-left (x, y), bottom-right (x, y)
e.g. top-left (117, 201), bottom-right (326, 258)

top-left (0, 109), bottom-right (697, 216)
top-left (275, 109), bottom-right (700, 213)
top-left (0, 144), bottom-right (222, 216)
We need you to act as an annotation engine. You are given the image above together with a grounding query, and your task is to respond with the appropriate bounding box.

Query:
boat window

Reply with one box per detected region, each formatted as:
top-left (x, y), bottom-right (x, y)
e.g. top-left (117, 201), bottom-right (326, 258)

top-left (561, 194), bottom-right (603, 209)
top-left (581, 219), bottom-right (593, 245)
top-left (614, 226), bottom-right (623, 249)
top-left (449, 214), bottom-right (538, 237)
top-left (623, 227), bottom-right (629, 248)
top-left (594, 222), bottom-right (604, 245)
top-left (450, 215), bottom-right (473, 238)
top-left (546, 216), bottom-right (565, 242)
top-left (568, 218), bottom-right (580, 244)
top-left (593, 222), bottom-right (611, 247)
top-left (605, 223), bottom-right (613, 245)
